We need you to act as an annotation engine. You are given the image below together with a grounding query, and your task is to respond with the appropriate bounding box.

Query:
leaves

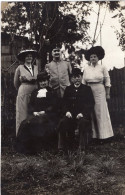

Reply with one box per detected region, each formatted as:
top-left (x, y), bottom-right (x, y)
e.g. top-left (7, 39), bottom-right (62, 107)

top-left (1, 2), bottom-right (91, 51)
top-left (112, 6), bottom-right (125, 51)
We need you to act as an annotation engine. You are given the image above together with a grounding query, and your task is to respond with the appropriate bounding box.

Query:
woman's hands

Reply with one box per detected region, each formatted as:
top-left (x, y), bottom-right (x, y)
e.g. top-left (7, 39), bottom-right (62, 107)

top-left (105, 87), bottom-right (110, 100)
top-left (33, 111), bottom-right (45, 116)
top-left (39, 111), bottom-right (45, 115)
top-left (106, 94), bottom-right (110, 100)
top-left (19, 76), bottom-right (28, 82)
top-left (19, 76), bottom-right (32, 82)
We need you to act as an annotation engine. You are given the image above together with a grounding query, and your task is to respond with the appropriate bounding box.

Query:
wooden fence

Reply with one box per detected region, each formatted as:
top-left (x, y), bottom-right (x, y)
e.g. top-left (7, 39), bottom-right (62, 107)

top-left (1, 67), bottom-right (125, 141)
top-left (109, 67), bottom-right (125, 129)
top-left (1, 72), bottom-right (17, 140)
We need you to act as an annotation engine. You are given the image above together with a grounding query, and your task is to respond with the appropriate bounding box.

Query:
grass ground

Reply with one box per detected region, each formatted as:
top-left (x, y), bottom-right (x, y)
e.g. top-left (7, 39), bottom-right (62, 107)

top-left (1, 136), bottom-right (125, 195)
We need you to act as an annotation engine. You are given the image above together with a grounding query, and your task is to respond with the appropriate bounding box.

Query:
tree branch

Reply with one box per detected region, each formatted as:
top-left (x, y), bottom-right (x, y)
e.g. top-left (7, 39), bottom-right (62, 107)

top-left (92, 2), bottom-right (101, 46)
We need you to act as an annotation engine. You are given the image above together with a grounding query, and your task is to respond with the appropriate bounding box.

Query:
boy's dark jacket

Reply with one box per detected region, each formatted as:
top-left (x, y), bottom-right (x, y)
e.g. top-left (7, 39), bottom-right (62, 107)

top-left (62, 83), bottom-right (95, 120)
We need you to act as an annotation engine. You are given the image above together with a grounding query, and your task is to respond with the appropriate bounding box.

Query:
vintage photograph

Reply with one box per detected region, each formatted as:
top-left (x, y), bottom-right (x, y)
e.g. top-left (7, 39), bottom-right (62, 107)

top-left (1, 1), bottom-right (125, 194)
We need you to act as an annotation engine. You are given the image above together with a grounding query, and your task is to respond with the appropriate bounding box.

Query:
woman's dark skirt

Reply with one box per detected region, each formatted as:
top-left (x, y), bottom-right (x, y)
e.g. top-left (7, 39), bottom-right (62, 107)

top-left (15, 113), bottom-right (58, 154)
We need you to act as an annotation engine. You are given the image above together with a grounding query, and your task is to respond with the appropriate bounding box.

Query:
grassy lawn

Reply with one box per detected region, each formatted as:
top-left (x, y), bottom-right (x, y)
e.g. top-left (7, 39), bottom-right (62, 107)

top-left (1, 136), bottom-right (125, 195)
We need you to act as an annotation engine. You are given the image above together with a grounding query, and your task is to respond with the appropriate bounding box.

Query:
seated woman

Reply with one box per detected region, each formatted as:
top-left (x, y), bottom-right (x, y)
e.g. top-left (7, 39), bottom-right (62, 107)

top-left (16, 71), bottom-right (59, 154)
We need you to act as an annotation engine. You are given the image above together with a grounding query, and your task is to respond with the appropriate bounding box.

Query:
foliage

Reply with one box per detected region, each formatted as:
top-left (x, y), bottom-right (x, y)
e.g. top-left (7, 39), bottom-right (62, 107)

top-left (95, 1), bottom-right (120, 10)
top-left (1, 1), bottom-right (124, 67)
top-left (1, 2), bottom-right (91, 53)
top-left (112, 5), bottom-right (125, 51)
top-left (95, 1), bottom-right (124, 50)
top-left (1, 2), bottom-right (92, 68)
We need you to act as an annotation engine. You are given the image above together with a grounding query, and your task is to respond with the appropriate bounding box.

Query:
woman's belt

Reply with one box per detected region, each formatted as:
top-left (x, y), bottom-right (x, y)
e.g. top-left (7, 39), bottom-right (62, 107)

top-left (22, 79), bottom-right (37, 84)
top-left (87, 82), bottom-right (103, 84)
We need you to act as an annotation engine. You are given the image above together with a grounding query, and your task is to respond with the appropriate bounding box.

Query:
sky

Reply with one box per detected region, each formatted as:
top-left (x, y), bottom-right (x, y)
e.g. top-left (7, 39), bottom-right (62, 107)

top-left (78, 2), bottom-right (125, 70)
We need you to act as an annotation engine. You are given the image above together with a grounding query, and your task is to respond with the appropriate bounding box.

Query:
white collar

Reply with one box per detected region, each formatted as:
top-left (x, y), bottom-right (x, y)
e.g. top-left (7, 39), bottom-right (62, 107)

top-left (25, 64), bottom-right (32, 69)
top-left (27, 66), bottom-right (32, 69)
top-left (37, 88), bottom-right (47, 98)
top-left (74, 84), bottom-right (80, 88)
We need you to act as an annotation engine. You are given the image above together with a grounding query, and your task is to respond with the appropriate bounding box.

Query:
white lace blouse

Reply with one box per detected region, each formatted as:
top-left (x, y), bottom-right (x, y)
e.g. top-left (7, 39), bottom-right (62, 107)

top-left (82, 64), bottom-right (111, 87)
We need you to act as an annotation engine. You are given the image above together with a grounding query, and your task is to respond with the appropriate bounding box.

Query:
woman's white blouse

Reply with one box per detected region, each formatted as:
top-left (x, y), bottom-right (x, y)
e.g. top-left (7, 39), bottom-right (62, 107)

top-left (82, 64), bottom-right (111, 87)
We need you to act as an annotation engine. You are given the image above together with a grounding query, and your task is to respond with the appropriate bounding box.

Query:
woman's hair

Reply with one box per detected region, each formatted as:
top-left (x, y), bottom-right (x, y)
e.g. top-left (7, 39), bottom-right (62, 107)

top-left (85, 46), bottom-right (105, 61)
top-left (37, 79), bottom-right (49, 89)
top-left (37, 72), bottom-right (50, 88)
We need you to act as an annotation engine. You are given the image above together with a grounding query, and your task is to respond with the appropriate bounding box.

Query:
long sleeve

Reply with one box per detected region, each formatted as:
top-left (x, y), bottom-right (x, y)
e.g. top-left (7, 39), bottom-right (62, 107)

top-left (82, 70), bottom-right (87, 85)
top-left (45, 64), bottom-right (50, 74)
top-left (14, 66), bottom-right (20, 90)
top-left (61, 87), bottom-right (70, 115)
top-left (83, 86), bottom-right (95, 118)
top-left (45, 89), bottom-right (58, 113)
top-left (67, 61), bottom-right (72, 75)
top-left (103, 66), bottom-right (111, 87)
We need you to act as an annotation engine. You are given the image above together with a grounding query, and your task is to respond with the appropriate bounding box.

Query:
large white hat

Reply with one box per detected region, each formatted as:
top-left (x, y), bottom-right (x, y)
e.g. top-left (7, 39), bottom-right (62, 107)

top-left (17, 49), bottom-right (38, 61)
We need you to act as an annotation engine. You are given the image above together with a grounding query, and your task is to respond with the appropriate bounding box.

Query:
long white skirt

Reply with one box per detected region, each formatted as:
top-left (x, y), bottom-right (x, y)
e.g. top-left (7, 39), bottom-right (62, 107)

top-left (89, 83), bottom-right (114, 139)
top-left (16, 84), bottom-right (37, 135)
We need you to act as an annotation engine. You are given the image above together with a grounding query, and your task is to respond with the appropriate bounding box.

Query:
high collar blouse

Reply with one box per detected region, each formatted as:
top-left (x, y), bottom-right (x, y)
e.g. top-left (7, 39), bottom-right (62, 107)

top-left (25, 64), bottom-right (33, 76)
top-left (82, 64), bottom-right (111, 87)
top-left (14, 64), bottom-right (38, 91)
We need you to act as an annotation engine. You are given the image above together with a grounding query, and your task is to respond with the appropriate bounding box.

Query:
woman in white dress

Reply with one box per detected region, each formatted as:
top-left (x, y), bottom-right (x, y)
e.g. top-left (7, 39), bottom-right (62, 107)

top-left (14, 49), bottom-right (38, 135)
top-left (82, 46), bottom-right (114, 140)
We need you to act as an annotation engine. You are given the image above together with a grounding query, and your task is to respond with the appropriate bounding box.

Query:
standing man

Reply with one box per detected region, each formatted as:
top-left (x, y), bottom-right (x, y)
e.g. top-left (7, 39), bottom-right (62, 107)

top-left (45, 47), bottom-right (72, 98)
top-left (57, 68), bottom-right (95, 152)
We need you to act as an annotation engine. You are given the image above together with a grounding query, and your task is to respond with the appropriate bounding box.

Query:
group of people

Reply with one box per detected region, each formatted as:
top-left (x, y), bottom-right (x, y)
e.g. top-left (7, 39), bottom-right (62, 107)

top-left (14, 45), bottom-right (114, 154)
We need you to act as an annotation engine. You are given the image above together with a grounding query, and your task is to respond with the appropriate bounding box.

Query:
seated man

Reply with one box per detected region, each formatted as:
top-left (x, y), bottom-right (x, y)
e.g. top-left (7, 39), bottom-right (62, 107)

top-left (58, 68), bottom-right (95, 152)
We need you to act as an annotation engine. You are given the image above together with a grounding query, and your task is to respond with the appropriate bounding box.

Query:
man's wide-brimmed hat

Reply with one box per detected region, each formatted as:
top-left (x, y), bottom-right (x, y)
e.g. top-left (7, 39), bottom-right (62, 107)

top-left (84, 46), bottom-right (105, 61)
top-left (71, 68), bottom-right (83, 77)
top-left (17, 49), bottom-right (38, 61)
top-left (37, 71), bottom-right (50, 82)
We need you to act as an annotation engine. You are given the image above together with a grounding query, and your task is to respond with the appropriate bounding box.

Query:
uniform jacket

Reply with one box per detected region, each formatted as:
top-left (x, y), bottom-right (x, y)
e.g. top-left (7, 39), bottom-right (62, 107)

top-left (45, 60), bottom-right (72, 97)
top-left (63, 84), bottom-right (95, 120)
